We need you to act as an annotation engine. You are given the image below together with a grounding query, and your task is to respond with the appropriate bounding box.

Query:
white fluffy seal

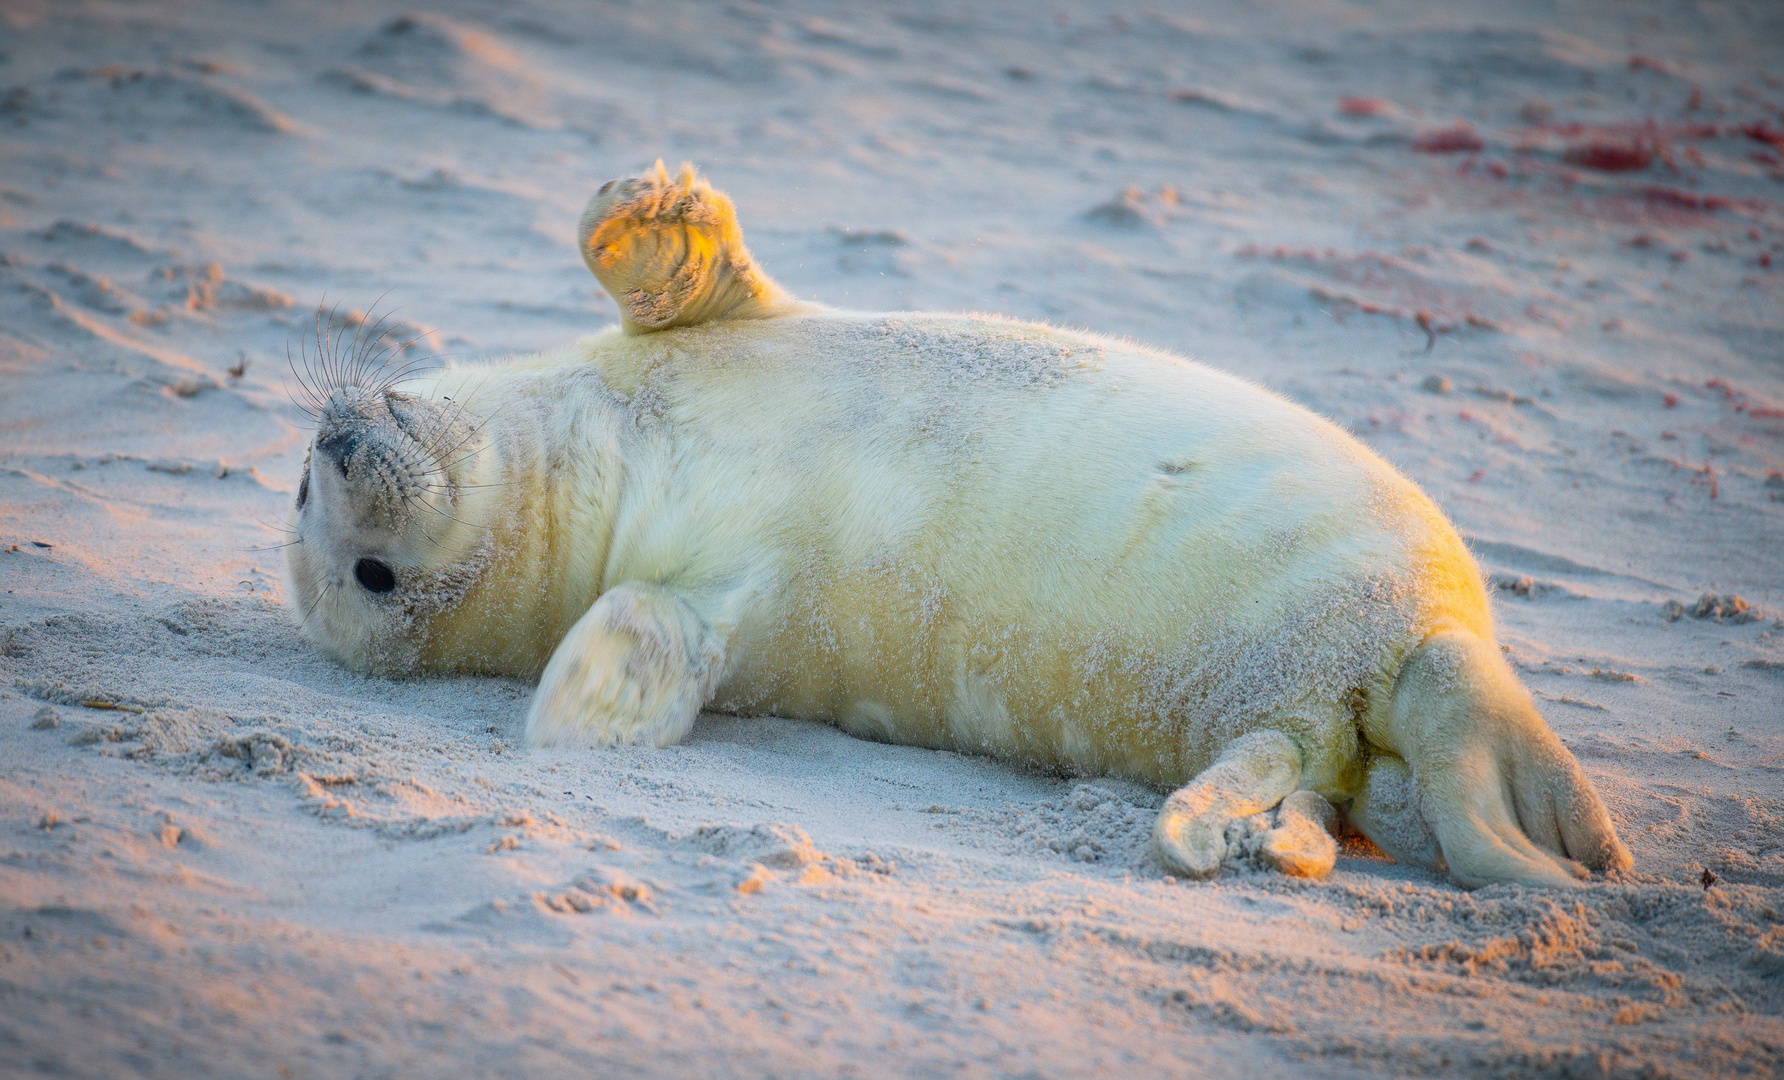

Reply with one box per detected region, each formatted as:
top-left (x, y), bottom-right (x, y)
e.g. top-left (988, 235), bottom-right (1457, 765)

top-left (287, 162), bottom-right (1632, 889)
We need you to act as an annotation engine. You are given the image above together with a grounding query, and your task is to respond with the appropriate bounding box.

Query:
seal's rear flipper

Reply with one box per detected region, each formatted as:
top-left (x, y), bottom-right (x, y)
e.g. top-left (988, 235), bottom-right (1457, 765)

top-left (1347, 751), bottom-right (1445, 873)
top-left (578, 161), bottom-right (803, 335)
top-left (1258, 789), bottom-right (1339, 878)
top-left (1152, 730), bottom-right (1303, 878)
top-left (1371, 629), bottom-right (1633, 889)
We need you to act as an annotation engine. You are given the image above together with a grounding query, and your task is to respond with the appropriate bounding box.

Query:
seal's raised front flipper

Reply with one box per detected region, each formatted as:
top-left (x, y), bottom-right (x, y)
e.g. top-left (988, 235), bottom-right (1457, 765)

top-left (578, 161), bottom-right (803, 335)
top-left (524, 582), bottom-right (731, 749)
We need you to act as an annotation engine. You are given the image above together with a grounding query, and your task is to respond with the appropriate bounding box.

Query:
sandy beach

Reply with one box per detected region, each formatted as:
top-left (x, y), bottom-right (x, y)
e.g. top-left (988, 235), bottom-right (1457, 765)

top-left (1, 1), bottom-right (1780, 1076)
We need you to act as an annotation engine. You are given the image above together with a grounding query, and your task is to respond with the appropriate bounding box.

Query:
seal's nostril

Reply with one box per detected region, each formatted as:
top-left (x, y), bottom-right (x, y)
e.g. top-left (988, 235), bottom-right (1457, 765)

top-left (316, 428), bottom-right (365, 477)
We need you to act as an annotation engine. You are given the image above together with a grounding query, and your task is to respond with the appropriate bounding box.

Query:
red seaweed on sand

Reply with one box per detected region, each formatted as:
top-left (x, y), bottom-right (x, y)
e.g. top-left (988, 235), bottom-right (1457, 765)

top-left (1740, 122), bottom-right (1784, 149)
top-left (1338, 96), bottom-right (1391, 117)
top-left (1413, 124), bottom-right (1484, 153)
top-left (1564, 140), bottom-right (1654, 172)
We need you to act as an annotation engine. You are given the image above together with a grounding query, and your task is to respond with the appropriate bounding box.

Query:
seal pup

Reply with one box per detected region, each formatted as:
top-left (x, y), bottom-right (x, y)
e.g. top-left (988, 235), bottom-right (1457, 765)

top-left (286, 162), bottom-right (1632, 889)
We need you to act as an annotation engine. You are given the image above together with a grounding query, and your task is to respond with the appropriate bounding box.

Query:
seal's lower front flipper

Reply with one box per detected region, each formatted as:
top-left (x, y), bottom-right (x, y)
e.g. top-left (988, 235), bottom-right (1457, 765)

top-left (524, 583), bottom-right (729, 749)
top-left (577, 161), bottom-right (804, 335)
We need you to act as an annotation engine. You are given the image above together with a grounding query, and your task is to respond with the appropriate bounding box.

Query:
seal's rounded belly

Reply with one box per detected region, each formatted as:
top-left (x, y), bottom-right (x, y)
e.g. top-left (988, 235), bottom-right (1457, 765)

top-left (590, 312), bottom-right (1463, 798)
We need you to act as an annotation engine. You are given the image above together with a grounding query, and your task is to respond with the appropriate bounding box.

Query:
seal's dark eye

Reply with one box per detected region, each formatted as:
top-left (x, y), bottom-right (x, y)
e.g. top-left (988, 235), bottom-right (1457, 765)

top-left (354, 557), bottom-right (396, 594)
top-left (296, 472), bottom-right (309, 510)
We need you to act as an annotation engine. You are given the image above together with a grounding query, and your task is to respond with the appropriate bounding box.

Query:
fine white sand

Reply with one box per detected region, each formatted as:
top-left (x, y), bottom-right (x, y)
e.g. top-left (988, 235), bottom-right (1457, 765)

top-left (2, 1), bottom-right (1781, 1076)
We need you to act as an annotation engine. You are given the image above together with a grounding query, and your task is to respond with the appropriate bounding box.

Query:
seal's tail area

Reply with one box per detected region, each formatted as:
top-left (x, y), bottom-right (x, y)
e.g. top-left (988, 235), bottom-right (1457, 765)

top-left (577, 160), bottom-right (802, 334)
top-left (1358, 628), bottom-right (1633, 889)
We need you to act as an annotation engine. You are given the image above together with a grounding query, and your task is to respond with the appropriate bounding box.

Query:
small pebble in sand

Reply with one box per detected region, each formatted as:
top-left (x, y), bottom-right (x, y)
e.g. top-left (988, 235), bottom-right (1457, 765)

top-left (737, 864), bottom-right (772, 895)
top-left (1489, 572), bottom-right (1539, 597)
top-left (1420, 374), bottom-right (1452, 394)
top-left (1691, 593), bottom-right (1757, 622)
top-left (1667, 595), bottom-right (1761, 623)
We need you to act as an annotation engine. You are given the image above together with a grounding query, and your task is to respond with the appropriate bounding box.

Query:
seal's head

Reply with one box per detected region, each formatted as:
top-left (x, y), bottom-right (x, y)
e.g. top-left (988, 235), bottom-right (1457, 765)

top-left (287, 381), bottom-right (493, 674)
